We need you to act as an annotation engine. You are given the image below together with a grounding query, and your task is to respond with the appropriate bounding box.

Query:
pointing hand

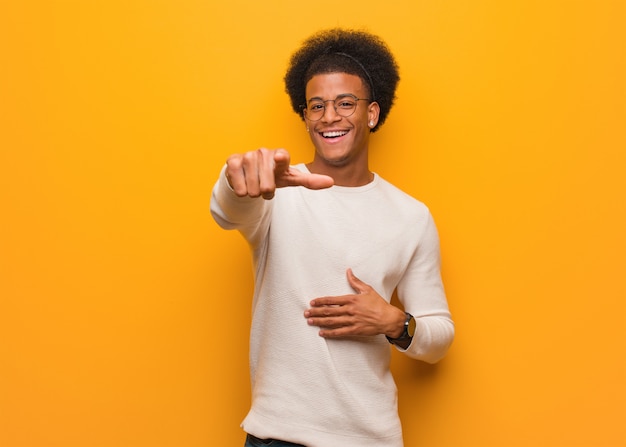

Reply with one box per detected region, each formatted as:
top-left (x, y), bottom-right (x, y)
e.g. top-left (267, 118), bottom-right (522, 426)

top-left (226, 148), bottom-right (334, 199)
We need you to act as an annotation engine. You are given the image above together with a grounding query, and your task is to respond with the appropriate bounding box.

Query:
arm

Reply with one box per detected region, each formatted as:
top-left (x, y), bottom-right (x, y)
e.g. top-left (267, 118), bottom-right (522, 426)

top-left (395, 212), bottom-right (454, 363)
top-left (304, 268), bottom-right (408, 340)
top-left (304, 213), bottom-right (454, 364)
top-left (210, 164), bottom-right (271, 246)
top-left (224, 148), bottom-right (333, 199)
top-left (210, 148), bottom-right (334, 244)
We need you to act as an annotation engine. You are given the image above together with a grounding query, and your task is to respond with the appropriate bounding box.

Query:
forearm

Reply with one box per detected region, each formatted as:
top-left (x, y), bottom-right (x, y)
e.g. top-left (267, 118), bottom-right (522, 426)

top-left (394, 212), bottom-right (454, 361)
top-left (210, 165), bottom-right (271, 244)
top-left (384, 306), bottom-right (414, 350)
top-left (402, 314), bottom-right (454, 363)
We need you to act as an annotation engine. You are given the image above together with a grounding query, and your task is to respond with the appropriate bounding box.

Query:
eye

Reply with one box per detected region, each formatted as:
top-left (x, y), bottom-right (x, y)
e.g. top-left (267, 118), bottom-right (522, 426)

top-left (309, 102), bottom-right (324, 112)
top-left (337, 100), bottom-right (356, 110)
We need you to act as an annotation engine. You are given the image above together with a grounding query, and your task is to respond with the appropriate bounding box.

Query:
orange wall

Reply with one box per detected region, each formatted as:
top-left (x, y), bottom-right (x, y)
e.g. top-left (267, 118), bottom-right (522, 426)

top-left (1, 1), bottom-right (624, 446)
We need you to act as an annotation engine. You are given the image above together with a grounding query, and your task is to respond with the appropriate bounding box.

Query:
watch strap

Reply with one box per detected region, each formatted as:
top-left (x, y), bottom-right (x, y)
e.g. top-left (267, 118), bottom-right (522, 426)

top-left (386, 312), bottom-right (415, 345)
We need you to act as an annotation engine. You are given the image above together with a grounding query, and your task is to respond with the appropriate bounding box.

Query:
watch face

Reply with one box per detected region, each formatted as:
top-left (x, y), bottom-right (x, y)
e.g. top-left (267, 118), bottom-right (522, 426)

top-left (407, 315), bottom-right (416, 338)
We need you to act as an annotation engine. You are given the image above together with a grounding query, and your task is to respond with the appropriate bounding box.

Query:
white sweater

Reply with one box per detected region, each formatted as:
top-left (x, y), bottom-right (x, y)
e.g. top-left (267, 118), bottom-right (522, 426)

top-left (210, 164), bottom-right (454, 447)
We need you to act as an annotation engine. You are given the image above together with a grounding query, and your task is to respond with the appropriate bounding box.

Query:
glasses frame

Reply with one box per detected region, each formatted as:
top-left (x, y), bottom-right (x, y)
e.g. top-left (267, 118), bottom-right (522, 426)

top-left (301, 94), bottom-right (371, 122)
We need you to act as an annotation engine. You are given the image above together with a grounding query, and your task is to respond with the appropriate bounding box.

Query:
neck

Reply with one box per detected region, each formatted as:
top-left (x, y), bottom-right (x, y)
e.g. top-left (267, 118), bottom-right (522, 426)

top-left (306, 159), bottom-right (373, 187)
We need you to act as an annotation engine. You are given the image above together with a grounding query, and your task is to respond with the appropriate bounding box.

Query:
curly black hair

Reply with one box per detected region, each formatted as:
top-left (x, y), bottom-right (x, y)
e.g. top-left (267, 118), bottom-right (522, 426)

top-left (284, 28), bottom-right (400, 133)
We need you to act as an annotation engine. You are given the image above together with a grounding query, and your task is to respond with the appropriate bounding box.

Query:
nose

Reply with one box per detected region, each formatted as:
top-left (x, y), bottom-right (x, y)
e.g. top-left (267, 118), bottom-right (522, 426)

top-left (321, 100), bottom-right (342, 123)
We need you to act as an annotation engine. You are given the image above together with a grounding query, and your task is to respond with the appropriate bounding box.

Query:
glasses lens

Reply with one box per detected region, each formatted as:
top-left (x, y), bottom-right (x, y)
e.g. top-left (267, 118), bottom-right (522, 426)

top-left (306, 101), bottom-right (325, 121)
top-left (335, 97), bottom-right (357, 116)
top-left (305, 96), bottom-right (359, 121)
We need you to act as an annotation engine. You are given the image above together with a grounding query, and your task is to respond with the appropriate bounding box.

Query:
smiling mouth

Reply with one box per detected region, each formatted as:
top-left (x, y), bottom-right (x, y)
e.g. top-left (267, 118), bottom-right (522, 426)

top-left (321, 130), bottom-right (349, 139)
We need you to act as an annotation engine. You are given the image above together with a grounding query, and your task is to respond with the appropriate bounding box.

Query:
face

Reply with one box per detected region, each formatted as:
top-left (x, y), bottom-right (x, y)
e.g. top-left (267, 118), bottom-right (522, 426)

top-left (304, 73), bottom-right (379, 169)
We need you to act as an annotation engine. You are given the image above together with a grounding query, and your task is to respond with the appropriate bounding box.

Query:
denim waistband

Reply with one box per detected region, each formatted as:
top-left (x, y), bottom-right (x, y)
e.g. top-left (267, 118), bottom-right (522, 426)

top-left (245, 433), bottom-right (306, 447)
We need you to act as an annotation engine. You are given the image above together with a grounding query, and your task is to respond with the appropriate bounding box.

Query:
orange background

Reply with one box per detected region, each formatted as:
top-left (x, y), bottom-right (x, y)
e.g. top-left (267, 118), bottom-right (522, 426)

top-left (1, 1), bottom-right (624, 446)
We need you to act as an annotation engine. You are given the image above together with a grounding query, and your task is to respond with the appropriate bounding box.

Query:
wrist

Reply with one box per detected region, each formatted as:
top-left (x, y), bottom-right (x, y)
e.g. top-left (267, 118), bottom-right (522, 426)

top-left (386, 308), bottom-right (407, 339)
top-left (386, 312), bottom-right (416, 348)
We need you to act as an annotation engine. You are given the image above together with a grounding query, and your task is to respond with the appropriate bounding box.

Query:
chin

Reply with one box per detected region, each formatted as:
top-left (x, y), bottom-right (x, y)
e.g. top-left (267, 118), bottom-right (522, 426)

top-left (313, 144), bottom-right (353, 165)
top-left (317, 152), bottom-right (352, 167)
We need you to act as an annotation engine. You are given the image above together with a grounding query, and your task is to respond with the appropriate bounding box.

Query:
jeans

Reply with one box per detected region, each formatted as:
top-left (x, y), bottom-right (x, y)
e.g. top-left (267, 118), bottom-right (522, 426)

top-left (244, 433), bottom-right (306, 447)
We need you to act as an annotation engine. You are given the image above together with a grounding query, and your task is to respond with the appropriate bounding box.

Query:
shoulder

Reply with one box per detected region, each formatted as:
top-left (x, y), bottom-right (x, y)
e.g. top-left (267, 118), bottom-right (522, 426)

top-left (376, 175), bottom-right (431, 217)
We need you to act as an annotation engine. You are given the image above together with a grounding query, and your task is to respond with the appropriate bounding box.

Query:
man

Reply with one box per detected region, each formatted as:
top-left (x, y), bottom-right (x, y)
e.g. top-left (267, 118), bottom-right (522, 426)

top-left (210, 28), bottom-right (454, 447)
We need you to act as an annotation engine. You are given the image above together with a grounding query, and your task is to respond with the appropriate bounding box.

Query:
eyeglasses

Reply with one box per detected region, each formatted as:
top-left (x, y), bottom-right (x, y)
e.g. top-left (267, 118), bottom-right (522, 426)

top-left (301, 94), bottom-right (371, 121)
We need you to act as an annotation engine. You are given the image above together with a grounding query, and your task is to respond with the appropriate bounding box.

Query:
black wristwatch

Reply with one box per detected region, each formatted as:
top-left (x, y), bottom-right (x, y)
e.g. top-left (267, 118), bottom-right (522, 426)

top-left (386, 312), bottom-right (416, 346)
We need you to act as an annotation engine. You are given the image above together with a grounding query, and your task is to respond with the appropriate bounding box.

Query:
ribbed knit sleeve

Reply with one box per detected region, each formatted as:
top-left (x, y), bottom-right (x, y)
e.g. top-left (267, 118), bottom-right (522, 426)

top-left (209, 164), bottom-right (272, 249)
top-left (396, 211), bottom-right (455, 363)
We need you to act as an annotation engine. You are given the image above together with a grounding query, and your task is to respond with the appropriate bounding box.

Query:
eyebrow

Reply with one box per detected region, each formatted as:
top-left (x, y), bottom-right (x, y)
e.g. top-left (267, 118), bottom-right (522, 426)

top-left (306, 93), bottom-right (356, 103)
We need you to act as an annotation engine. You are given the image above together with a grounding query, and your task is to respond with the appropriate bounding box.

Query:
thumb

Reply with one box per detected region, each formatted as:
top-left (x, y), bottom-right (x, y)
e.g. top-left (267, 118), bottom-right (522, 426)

top-left (346, 268), bottom-right (369, 294)
top-left (280, 168), bottom-right (334, 190)
top-left (273, 150), bottom-right (334, 190)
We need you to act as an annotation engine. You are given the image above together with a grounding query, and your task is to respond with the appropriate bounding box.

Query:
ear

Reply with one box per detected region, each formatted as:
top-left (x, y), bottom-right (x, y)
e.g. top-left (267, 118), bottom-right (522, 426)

top-left (302, 110), bottom-right (310, 132)
top-left (368, 101), bottom-right (381, 128)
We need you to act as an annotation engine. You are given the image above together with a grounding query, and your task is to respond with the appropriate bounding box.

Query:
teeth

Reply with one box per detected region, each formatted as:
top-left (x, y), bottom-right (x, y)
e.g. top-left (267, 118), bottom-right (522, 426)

top-left (322, 131), bottom-right (348, 138)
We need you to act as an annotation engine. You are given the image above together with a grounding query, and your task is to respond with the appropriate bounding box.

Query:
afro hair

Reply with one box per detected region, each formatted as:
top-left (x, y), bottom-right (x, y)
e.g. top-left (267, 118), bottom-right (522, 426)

top-left (284, 28), bottom-right (400, 133)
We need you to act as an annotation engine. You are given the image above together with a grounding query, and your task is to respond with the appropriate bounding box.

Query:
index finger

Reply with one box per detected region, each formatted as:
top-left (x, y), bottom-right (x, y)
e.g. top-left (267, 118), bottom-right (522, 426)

top-left (310, 296), bottom-right (351, 307)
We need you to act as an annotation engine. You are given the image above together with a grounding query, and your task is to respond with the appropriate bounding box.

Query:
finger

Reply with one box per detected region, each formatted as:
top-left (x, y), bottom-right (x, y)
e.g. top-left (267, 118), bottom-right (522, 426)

top-left (225, 155), bottom-right (248, 197)
top-left (305, 303), bottom-right (345, 319)
top-left (278, 168), bottom-right (335, 190)
top-left (318, 327), bottom-right (352, 338)
top-left (346, 268), bottom-right (369, 294)
top-left (241, 150), bottom-right (263, 197)
top-left (273, 148), bottom-right (292, 175)
top-left (258, 148), bottom-right (278, 200)
top-left (272, 149), bottom-right (334, 190)
top-left (309, 296), bottom-right (350, 308)
top-left (307, 316), bottom-right (343, 328)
